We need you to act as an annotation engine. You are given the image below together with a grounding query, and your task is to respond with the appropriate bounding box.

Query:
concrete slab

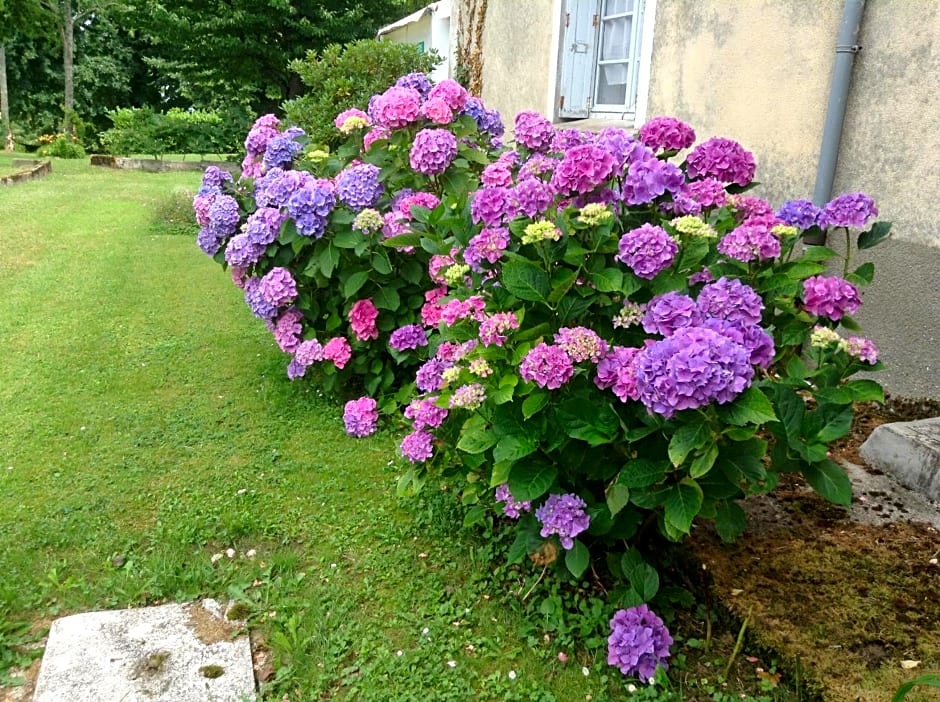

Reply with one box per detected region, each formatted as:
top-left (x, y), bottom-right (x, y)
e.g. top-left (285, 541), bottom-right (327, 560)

top-left (32, 600), bottom-right (255, 702)
top-left (860, 417), bottom-right (940, 502)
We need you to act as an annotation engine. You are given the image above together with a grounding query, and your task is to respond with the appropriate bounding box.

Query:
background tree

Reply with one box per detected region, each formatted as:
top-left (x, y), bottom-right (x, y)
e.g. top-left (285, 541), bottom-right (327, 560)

top-left (0, 0), bottom-right (54, 149)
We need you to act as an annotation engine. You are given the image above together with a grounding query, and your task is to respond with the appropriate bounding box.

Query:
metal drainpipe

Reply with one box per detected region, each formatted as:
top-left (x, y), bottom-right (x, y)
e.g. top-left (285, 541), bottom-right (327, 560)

top-left (806, 0), bottom-right (866, 245)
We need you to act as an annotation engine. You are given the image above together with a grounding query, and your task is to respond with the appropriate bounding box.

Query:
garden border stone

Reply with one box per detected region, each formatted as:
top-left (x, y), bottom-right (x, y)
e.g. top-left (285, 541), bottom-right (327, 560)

top-left (90, 154), bottom-right (238, 174)
top-left (0, 159), bottom-right (51, 186)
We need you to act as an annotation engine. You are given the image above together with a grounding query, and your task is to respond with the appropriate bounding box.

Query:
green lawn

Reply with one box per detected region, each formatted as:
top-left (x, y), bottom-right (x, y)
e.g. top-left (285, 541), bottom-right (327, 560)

top-left (0, 155), bottom-right (626, 700)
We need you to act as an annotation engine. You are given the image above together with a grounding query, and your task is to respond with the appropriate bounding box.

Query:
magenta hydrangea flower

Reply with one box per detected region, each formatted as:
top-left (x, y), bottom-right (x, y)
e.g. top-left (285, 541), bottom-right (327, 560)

top-left (514, 111), bottom-right (555, 152)
top-left (244, 114), bottom-right (280, 157)
top-left (420, 286), bottom-right (448, 327)
top-left (550, 143), bottom-right (617, 195)
top-left (343, 397), bottom-right (379, 438)
top-left (686, 137), bottom-right (756, 186)
top-left (554, 327), bottom-right (609, 363)
top-left (495, 484), bottom-right (532, 519)
top-left (287, 338), bottom-right (324, 379)
top-left (479, 312), bottom-right (520, 347)
top-left (697, 277), bottom-right (763, 325)
top-left (258, 267), bottom-right (298, 308)
top-left (594, 346), bottom-right (642, 402)
top-left (636, 326), bottom-right (754, 418)
top-left (820, 192), bottom-right (879, 229)
top-left (363, 126), bottom-right (391, 151)
top-left (389, 324), bottom-right (429, 351)
top-left (481, 161), bottom-right (514, 188)
top-left (777, 199), bottom-right (822, 230)
top-left (471, 186), bottom-right (514, 227)
top-left (410, 128), bottom-right (459, 175)
top-left (845, 336), bottom-right (879, 364)
top-left (717, 222), bottom-right (781, 262)
top-left (511, 178), bottom-right (555, 218)
top-left (642, 292), bottom-right (703, 337)
top-left (371, 86), bottom-right (422, 129)
top-left (427, 78), bottom-right (468, 110)
top-left (415, 359), bottom-right (452, 392)
top-left (672, 177), bottom-right (729, 215)
top-left (272, 308), bottom-right (304, 353)
top-left (322, 336), bottom-right (352, 369)
top-left (193, 193), bottom-right (214, 228)
top-left (615, 224), bottom-right (678, 279)
top-left (436, 340), bottom-right (477, 363)
top-left (622, 157), bottom-right (685, 205)
top-left (420, 97), bottom-right (454, 124)
top-left (802, 275), bottom-right (862, 320)
top-left (519, 343), bottom-right (574, 390)
top-left (608, 605), bottom-right (673, 681)
top-left (335, 162), bottom-right (383, 211)
top-left (440, 296), bottom-right (486, 326)
top-left (464, 227), bottom-right (510, 271)
top-left (733, 195), bottom-right (776, 223)
top-left (535, 493), bottom-right (590, 550)
top-left (349, 298), bottom-right (379, 341)
top-left (404, 397), bottom-right (449, 430)
top-left (638, 116), bottom-right (696, 152)
top-left (400, 429), bottom-right (435, 463)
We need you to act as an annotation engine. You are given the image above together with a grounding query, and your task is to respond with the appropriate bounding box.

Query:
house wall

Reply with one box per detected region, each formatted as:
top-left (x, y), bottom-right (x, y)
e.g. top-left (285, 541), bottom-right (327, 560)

top-left (383, 15), bottom-right (433, 53)
top-left (646, 0), bottom-right (940, 399)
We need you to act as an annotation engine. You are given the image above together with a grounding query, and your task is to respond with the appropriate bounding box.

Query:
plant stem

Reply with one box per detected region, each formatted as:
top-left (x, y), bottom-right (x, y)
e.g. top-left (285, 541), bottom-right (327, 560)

top-left (722, 606), bottom-right (752, 680)
top-left (843, 227), bottom-right (852, 277)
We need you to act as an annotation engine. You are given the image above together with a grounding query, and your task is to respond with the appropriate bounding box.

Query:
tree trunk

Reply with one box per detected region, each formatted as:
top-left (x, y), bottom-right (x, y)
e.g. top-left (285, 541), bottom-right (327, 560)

top-left (61, 0), bottom-right (74, 136)
top-left (0, 45), bottom-right (12, 151)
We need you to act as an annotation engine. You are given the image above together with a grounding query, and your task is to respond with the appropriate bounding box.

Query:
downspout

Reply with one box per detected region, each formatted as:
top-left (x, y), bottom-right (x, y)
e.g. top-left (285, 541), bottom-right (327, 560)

top-left (806, 0), bottom-right (865, 245)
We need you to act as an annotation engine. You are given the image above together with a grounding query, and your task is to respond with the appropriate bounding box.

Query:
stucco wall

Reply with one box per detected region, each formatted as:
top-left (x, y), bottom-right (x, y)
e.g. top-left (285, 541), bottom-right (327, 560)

top-left (647, 0), bottom-right (940, 399)
top-left (478, 0), bottom-right (556, 123)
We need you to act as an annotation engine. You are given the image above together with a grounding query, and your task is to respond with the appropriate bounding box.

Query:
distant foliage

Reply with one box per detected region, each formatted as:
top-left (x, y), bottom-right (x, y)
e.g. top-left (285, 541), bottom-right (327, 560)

top-left (36, 133), bottom-right (86, 159)
top-left (284, 40), bottom-right (440, 148)
top-left (99, 107), bottom-right (247, 158)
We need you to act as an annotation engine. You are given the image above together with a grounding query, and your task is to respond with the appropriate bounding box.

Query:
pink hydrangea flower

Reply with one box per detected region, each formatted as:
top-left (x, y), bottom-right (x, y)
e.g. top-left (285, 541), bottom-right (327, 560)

top-left (343, 396), bottom-right (379, 437)
top-left (802, 275), bottom-right (862, 320)
top-left (371, 86), bottom-right (422, 129)
top-left (420, 97), bottom-right (454, 125)
top-left (349, 299), bottom-right (380, 341)
top-left (322, 337), bottom-right (352, 369)
top-left (519, 343), bottom-right (574, 390)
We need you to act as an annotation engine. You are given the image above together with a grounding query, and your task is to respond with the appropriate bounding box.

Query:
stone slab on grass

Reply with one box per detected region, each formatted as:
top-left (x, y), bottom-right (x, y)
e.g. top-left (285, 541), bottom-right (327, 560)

top-left (860, 417), bottom-right (940, 502)
top-left (32, 599), bottom-right (255, 702)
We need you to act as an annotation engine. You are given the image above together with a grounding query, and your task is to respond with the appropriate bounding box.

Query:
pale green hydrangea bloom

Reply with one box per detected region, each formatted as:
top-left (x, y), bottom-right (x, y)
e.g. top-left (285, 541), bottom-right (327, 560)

top-left (522, 220), bottom-right (562, 245)
top-left (613, 301), bottom-right (646, 329)
top-left (577, 203), bottom-right (614, 226)
top-left (810, 325), bottom-right (846, 350)
top-left (671, 215), bottom-right (717, 239)
top-left (444, 263), bottom-right (470, 286)
top-left (352, 208), bottom-right (384, 233)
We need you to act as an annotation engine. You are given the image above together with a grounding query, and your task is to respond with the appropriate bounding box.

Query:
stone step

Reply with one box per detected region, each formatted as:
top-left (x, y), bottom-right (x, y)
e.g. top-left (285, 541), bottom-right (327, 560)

top-left (32, 600), bottom-right (255, 702)
top-left (860, 417), bottom-right (940, 502)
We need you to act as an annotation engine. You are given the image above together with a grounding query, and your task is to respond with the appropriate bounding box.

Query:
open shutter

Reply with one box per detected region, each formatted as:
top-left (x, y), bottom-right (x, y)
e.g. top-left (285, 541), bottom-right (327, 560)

top-left (557, 0), bottom-right (600, 119)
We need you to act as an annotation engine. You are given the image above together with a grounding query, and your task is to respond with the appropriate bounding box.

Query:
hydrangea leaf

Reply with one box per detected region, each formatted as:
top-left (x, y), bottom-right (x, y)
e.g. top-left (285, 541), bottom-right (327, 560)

top-left (667, 418), bottom-right (712, 467)
top-left (617, 459), bottom-right (667, 489)
top-left (803, 459), bottom-right (852, 506)
top-left (621, 548), bottom-right (660, 602)
top-left (717, 386), bottom-right (777, 426)
top-left (605, 479), bottom-right (631, 517)
top-left (857, 221), bottom-right (892, 250)
top-left (664, 478), bottom-right (703, 536)
top-left (689, 442), bottom-right (719, 479)
top-left (342, 270), bottom-right (369, 298)
top-left (508, 462), bottom-right (557, 502)
top-left (565, 540), bottom-right (590, 579)
top-left (501, 261), bottom-right (550, 302)
top-left (714, 500), bottom-right (747, 543)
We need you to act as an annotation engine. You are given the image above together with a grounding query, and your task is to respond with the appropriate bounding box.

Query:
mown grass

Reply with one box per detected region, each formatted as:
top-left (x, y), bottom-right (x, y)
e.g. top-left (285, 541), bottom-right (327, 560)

top-left (0, 154), bottom-right (806, 701)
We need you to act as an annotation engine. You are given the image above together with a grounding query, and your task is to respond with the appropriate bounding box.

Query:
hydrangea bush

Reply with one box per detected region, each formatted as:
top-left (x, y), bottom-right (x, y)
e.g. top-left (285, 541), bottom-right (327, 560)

top-left (196, 77), bottom-right (891, 684)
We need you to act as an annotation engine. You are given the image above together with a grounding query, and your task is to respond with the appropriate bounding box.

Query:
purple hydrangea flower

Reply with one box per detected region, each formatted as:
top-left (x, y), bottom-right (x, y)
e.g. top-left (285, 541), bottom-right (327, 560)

top-left (471, 187), bottom-right (513, 226)
top-left (642, 292), bottom-right (703, 337)
top-left (258, 169), bottom-right (310, 208)
top-left (671, 177), bottom-right (729, 215)
top-left (287, 338), bottom-right (324, 379)
top-left (554, 326), bottom-right (609, 363)
top-left (410, 128), bottom-right (459, 175)
top-left (495, 484), bottom-right (532, 519)
top-left (776, 199), bottom-right (822, 230)
top-left (244, 207), bottom-right (287, 247)
top-left (511, 178), bottom-right (555, 218)
top-left (404, 397), bottom-right (449, 430)
top-left (244, 116), bottom-right (279, 158)
top-left (622, 157), bottom-right (685, 205)
top-left (550, 143), bottom-right (617, 195)
top-left (717, 222), bottom-right (781, 262)
top-left (686, 137), bottom-right (756, 186)
top-left (514, 111), bottom-right (555, 152)
top-left (552, 128), bottom-right (591, 151)
top-left (594, 346), bottom-right (642, 402)
top-left (335, 163), bottom-right (383, 211)
top-left (802, 275), bottom-right (862, 320)
top-left (395, 72), bottom-right (433, 98)
top-left (258, 267), bottom-right (298, 308)
top-left (639, 116), bottom-right (696, 152)
top-left (244, 277), bottom-right (278, 320)
top-left (535, 493), bottom-right (590, 550)
top-left (272, 308), bottom-right (304, 353)
top-left (343, 397), bottom-right (379, 438)
top-left (519, 153), bottom-right (559, 179)
top-left (701, 318), bottom-right (776, 368)
top-left (460, 97), bottom-right (505, 138)
top-left (207, 195), bottom-right (240, 239)
top-left (593, 127), bottom-right (640, 170)
top-left (820, 192), bottom-right (879, 229)
top-left (198, 166), bottom-right (233, 195)
top-left (389, 324), bottom-right (429, 351)
top-left (636, 326), bottom-right (754, 418)
top-left (262, 127), bottom-right (305, 170)
top-left (608, 605), bottom-right (673, 681)
top-left (415, 359), bottom-right (452, 392)
top-left (197, 227), bottom-right (221, 256)
top-left (615, 224), bottom-right (678, 279)
top-left (287, 180), bottom-right (336, 238)
top-left (845, 336), bottom-right (879, 364)
top-left (464, 227), bottom-right (510, 271)
top-left (519, 343), bottom-right (575, 390)
top-left (400, 429), bottom-right (435, 463)
top-left (697, 277), bottom-right (763, 325)
top-left (224, 233), bottom-right (265, 267)
top-left (479, 312), bottom-right (520, 347)
top-left (481, 161), bottom-right (514, 188)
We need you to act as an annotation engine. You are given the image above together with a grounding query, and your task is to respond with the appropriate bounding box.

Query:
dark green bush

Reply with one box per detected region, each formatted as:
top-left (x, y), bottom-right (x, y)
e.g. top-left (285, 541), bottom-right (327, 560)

top-left (36, 134), bottom-right (86, 159)
top-left (99, 107), bottom-right (246, 158)
top-left (283, 39), bottom-right (440, 147)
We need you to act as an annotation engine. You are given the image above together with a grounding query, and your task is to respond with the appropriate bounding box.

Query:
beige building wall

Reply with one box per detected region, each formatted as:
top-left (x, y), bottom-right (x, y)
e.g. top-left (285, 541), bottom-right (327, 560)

top-left (646, 0), bottom-right (940, 399)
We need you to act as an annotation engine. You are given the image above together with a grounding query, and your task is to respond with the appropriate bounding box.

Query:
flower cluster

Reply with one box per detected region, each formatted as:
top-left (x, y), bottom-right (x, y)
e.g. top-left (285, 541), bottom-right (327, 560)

top-left (519, 343), bottom-right (574, 390)
top-left (535, 493), bottom-right (590, 550)
top-left (495, 484), bottom-right (532, 519)
top-left (343, 397), bottom-right (379, 437)
top-left (607, 605), bottom-right (673, 681)
top-left (686, 136), bottom-right (756, 186)
top-left (410, 129), bottom-right (459, 175)
top-left (638, 116), bottom-right (696, 152)
top-left (336, 163), bottom-right (383, 211)
top-left (615, 224), bottom-right (678, 279)
top-left (802, 275), bottom-right (862, 320)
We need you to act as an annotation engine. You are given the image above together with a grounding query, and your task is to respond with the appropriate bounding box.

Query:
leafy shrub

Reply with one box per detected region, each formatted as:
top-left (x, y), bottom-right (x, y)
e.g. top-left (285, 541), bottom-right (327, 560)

top-left (151, 187), bottom-right (200, 236)
top-left (195, 75), bottom-right (890, 683)
top-left (36, 133), bottom-right (86, 159)
top-left (100, 107), bottom-right (245, 158)
top-left (283, 39), bottom-right (441, 148)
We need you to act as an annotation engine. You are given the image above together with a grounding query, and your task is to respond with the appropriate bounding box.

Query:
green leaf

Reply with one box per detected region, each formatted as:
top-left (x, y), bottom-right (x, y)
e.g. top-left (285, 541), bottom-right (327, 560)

top-left (522, 392), bottom-right (550, 419)
top-left (618, 459), bottom-right (667, 488)
top-left (373, 286), bottom-right (400, 310)
top-left (852, 261), bottom-right (875, 285)
top-left (318, 242), bottom-right (339, 278)
top-left (802, 459), bottom-right (852, 506)
top-left (783, 260), bottom-right (827, 280)
top-left (812, 404), bottom-right (854, 443)
top-left (605, 479), bottom-right (630, 517)
top-left (718, 386), bottom-right (777, 426)
top-left (857, 221), bottom-right (892, 250)
top-left (508, 462), bottom-right (558, 502)
top-left (843, 379), bottom-right (885, 403)
top-left (555, 398), bottom-right (619, 446)
top-left (493, 434), bottom-right (538, 464)
top-left (556, 295), bottom-right (593, 324)
top-left (668, 419), bottom-right (712, 467)
top-left (891, 674), bottom-right (940, 702)
top-left (621, 549), bottom-right (660, 601)
top-left (507, 530), bottom-right (530, 564)
top-left (371, 252), bottom-right (392, 275)
top-left (689, 442), bottom-right (719, 479)
top-left (501, 261), bottom-right (550, 302)
top-left (456, 422), bottom-right (497, 455)
top-left (463, 504), bottom-right (487, 527)
top-left (719, 439), bottom-right (768, 485)
top-left (565, 540), bottom-right (590, 578)
top-left (381, 233), bottom-right (422, 249)
top-left (343, 271), bottom-right (370, 298)
top-left (664, 478), bottom-right (703, 536)
top-left (547, 268), bottom-right (578, 304)
top-left (800, 245), bottom-right (838, 262)
top-left (774, 386), bottom-right (805, 441)
top-left (714, 501), bottom-right (747, 543)
top-left (590, 268), bottom-right (623, 293)
top-left (332, 230), bottom-right (361, 248)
